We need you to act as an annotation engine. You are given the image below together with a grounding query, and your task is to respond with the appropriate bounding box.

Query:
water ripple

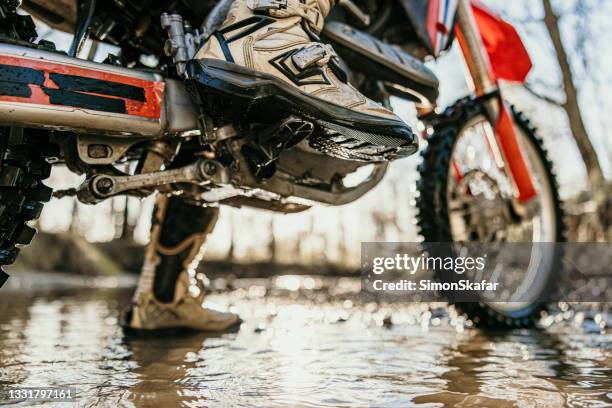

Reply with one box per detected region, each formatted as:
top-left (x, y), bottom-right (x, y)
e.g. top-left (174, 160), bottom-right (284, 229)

top-left (0, 274), bottom-right (610, 407)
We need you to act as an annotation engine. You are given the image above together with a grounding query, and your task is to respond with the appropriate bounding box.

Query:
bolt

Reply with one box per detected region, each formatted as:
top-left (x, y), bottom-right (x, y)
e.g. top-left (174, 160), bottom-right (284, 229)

top-left (95, 177), bottom-right (114, 195)
top-left (88, 144), bottom-right (111, 159)
top-left (203, 161), bottom-right (217, 176)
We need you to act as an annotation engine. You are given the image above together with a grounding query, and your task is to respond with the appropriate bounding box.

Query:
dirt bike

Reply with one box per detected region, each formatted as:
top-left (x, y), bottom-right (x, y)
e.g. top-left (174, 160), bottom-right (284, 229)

top-left (0, 0), bottom-right (564, 327)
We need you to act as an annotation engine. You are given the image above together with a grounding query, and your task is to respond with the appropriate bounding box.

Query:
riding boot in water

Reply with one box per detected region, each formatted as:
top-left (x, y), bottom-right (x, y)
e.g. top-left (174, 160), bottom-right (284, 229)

top-left (122, 195), bottom-right (240, 334)
top-left (187, 0), bottom-right (418, 162)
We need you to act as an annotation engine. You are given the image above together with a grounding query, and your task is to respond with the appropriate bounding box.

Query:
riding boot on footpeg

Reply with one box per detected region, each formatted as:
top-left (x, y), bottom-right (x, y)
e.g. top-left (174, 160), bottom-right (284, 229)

top-left (186, 0), bottom-right (418, 162)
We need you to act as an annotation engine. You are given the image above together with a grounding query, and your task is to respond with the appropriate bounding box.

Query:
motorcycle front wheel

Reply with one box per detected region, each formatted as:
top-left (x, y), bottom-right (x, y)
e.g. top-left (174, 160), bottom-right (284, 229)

top-left (416, 98), bottom-right (566, 328)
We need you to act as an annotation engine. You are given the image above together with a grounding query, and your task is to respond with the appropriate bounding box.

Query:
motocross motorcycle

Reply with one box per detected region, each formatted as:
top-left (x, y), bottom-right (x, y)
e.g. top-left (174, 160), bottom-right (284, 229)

top-left (0, 0), bottom-right (564, 327)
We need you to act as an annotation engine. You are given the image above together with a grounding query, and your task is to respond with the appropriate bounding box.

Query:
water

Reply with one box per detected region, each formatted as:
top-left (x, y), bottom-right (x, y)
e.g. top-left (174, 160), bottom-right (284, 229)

top-left (1, 272), bottom-right (610, 407)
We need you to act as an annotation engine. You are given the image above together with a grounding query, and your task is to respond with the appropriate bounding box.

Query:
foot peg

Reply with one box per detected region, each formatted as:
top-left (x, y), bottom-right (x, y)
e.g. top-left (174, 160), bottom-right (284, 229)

top-left (242, 116), bottom-right (314, 180)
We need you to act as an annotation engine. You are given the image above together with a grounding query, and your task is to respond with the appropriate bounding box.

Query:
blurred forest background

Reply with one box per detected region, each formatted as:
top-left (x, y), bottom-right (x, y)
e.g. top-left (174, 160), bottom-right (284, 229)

top-left (13, 0), bottom-right (612, 276)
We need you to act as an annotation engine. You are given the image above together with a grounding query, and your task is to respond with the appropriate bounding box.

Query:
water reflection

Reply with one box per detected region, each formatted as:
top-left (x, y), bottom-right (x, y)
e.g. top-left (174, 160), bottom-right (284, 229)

top-left (0, 274), bottom-right (610, 407)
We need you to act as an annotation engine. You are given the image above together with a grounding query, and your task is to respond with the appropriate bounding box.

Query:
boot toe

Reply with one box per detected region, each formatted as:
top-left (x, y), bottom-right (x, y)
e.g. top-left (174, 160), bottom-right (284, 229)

top-left (199, 308), bottom-right (242, 331)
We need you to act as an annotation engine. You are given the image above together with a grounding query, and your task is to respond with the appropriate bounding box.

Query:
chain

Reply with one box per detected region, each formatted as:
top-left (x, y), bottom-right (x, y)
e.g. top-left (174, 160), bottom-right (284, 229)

top-left (52, 188), bottom-right (78, 199)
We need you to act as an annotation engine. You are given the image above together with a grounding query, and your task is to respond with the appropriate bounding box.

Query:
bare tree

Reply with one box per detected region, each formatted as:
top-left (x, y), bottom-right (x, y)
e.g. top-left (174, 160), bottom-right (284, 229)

top-left (337, 215), bottom-right (347, 266)
top-left (120, 196), bottom-right (136, 240)
top-left (112, 197), bottom-right (122, 239)
top-left (69, 198), bottom-right (80, 233)
top-left (372, 210), bottom-right (390, 241)
top-left (526, 0), bottom-right (604, 186)
top-left (227, 212), bottom-right (236, 260)
top-left (267, 217), bottom-right (276, 262)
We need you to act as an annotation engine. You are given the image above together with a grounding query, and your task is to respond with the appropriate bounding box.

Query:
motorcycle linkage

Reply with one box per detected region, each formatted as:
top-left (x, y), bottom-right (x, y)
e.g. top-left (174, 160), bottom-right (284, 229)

top-left (75, 158), bottom-right (230, 204)
top-left (56, 116), bottom-right (332, 206)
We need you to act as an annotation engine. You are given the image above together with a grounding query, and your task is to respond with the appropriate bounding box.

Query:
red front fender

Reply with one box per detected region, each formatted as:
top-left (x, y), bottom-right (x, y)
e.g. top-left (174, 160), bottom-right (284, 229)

top-left (470, 0), bottom-right (532, 83)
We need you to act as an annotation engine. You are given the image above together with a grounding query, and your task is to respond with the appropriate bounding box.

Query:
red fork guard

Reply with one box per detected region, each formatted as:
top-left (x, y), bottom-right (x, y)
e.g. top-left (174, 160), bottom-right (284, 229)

top-left (452, 1), bottom-right (538, 203)
top-left (495, 100), bottom-right (537, 202)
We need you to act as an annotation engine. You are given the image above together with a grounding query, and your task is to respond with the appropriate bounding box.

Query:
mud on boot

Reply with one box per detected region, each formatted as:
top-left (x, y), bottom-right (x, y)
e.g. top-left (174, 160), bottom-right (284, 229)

top-left (122, 195), bottom-right (241, 335)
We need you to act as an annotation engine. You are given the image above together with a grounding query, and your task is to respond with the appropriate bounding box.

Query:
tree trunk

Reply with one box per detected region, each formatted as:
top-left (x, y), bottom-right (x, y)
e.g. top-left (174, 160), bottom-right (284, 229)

top-left (267, 218), bottom-right (276, 262)
top-left (541, 0), bottom-right (604, 186)
top-left (120, 197), bottom-right (133, 240)
top-left (69, 198), bottom-right (79, 233)
top-left (227, 214), bottom-right (235, 260)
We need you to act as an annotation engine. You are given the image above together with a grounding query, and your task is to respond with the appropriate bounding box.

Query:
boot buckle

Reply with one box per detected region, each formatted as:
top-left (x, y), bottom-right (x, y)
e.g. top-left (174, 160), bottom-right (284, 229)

top-left (246, 0), bottom-right (288, 12)
top-left (248, 0), bottom-right (325, 33)
top-left (292, 44), bottom-right (338, 70)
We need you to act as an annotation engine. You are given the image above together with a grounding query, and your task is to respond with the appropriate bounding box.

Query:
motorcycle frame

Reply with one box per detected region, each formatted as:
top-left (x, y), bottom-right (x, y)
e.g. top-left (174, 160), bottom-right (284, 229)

top-left (0, 2), bottom-right (539, 210)
top-left (453, 0), bottom-right (537, 203)
top-left (0, 41), bottom-right (388, 211)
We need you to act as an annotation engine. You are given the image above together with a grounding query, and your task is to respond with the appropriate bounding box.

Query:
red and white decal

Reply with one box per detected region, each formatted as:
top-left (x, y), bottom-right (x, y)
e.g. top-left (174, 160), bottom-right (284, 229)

top-left (0, 54), bottom-right (165, 119)
top-left (427, 0), bottom-right (460, 56)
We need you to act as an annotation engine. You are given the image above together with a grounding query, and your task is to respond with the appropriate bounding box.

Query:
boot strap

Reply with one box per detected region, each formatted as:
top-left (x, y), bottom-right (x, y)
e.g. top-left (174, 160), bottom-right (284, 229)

top-left (247, 0), bottom-right (325, 33)
top-left (292, 43), bottom-right (337, 70)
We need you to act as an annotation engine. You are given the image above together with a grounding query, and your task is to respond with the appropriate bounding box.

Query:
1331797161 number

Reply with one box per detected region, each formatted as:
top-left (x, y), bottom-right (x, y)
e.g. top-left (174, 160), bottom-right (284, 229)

top-left (3, 387), bottom-right (76, 402)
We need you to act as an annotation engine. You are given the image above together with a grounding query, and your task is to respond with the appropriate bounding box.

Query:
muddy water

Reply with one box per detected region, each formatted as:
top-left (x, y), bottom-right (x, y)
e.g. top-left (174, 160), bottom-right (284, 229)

top-left (0, 272), bottom-right (610, 407)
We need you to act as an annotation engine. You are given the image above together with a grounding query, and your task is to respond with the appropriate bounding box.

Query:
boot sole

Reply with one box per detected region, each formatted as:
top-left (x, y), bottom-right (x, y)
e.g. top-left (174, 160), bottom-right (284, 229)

top-left (185, 59), bottom-right (419, 162)
top-left (121, 320), bottom-right (243, 338)
top-left (120, 307), bottom-right (243, 337)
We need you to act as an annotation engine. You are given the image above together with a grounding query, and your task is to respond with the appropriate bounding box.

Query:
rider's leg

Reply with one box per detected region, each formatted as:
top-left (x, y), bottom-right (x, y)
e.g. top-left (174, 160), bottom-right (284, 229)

top-left (122, 195), bottom-right (240, 333)
top-left (189, 0), bottom-right (418, 162)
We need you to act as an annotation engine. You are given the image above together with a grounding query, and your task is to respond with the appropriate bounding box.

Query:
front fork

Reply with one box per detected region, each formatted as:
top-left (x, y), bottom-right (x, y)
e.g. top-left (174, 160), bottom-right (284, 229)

top-left (454, 0), bottom-right (537, 204)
